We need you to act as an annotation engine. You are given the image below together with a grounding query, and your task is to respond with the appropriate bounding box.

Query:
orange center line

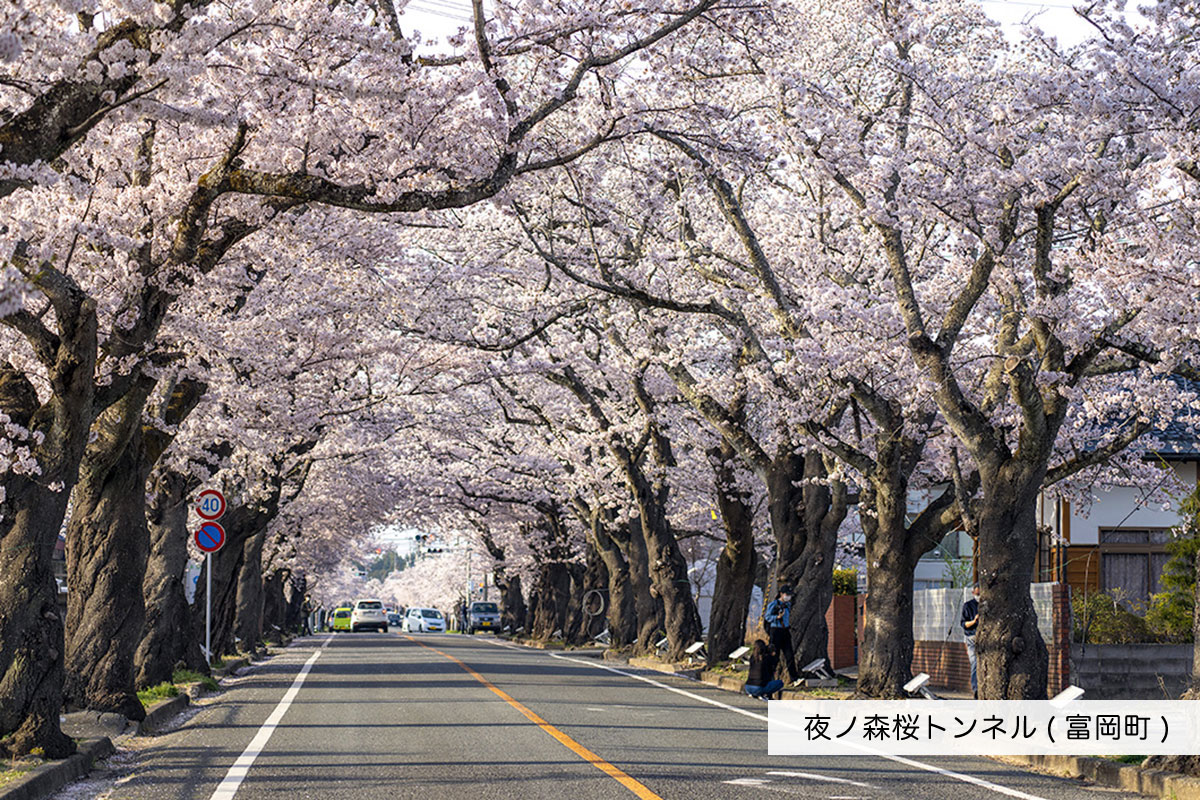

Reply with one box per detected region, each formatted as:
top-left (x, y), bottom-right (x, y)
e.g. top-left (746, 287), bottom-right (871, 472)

top-left (402, 635), bottom-right (664, 800)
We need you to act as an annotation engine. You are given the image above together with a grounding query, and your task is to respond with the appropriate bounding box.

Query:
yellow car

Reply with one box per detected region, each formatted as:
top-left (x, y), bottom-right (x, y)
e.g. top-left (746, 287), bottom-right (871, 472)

top-left (331, 607), bottom-right (353, 632)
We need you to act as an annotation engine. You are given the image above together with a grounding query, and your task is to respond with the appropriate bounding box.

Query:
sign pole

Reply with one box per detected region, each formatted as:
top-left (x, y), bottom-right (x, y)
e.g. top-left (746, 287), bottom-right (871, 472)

top-left (194, 488), bottom-right (226, 668)
top-left (206, 551), bottom-right (212, 667)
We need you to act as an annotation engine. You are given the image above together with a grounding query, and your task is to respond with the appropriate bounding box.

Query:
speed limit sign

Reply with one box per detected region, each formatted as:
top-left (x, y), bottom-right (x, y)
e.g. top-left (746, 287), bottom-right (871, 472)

top-left (196, 489), bottom-right (226, 521)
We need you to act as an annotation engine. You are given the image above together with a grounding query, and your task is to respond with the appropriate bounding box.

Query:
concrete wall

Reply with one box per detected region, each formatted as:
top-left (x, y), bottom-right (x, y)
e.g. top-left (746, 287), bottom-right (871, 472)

top-left (1072, 643), bottom-right (1194, 699)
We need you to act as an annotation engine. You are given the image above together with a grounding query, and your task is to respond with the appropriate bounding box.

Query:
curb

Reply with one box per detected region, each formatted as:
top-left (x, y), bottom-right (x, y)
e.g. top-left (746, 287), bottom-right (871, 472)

top-left (137, 694), bottom-right (190, 735)
top-left (1003, 754), bottom-right (1200, 800)
top-left (211, 657), bottom-right (250, 678)
top-left (0, 738), bottom-right (114, 800)
top-left (628, 657), bottom-right (702, 679)
top-left (695, 670), bottom-right (849, 701)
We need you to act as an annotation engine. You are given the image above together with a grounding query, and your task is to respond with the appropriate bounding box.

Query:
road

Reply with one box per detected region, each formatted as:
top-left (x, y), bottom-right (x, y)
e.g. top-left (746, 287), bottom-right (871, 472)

top-left (58, 633), bottom-right (1143, 800)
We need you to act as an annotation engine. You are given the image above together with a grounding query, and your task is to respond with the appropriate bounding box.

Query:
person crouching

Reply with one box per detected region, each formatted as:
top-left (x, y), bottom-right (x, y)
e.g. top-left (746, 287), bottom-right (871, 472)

top-left (744, 640), bottom-right (785, 701)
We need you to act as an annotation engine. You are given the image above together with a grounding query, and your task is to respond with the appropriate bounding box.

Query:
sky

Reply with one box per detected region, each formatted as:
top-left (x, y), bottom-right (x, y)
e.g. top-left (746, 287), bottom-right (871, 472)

top-left (398, 0), bottom-right (1097, 50)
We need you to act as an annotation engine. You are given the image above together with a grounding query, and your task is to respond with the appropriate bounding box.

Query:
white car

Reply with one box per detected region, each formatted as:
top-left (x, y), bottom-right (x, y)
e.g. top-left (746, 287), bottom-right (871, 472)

top-left (403, 607), bottom-right (445, 632)
top-left (350, 598), bottom-right (389, 632)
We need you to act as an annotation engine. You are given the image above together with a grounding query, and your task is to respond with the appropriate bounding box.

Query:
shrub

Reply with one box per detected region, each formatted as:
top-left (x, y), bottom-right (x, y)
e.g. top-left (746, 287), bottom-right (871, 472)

top-left (832, 568), bottom-right (858, 596)
top-left (1072, 590), bottom-right (1152, 644)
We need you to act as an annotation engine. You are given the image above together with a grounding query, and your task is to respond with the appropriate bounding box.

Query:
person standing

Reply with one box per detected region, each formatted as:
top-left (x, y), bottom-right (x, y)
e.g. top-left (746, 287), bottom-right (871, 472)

top-left (961, 584), bottom-right (980, 698)
top-left (764, 585), bottom-right (800, 684)
top-left (744, 640), bottom-right (785, 700)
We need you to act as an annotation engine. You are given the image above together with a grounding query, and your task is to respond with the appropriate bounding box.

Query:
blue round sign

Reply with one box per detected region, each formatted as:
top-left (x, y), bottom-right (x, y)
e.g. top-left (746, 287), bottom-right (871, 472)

top-left (195, 521), bottom-right (226, 553)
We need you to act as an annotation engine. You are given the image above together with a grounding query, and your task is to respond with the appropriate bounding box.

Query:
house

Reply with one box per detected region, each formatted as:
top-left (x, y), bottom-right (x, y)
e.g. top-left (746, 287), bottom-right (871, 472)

top-left (911, 419), bottom-right (1199, 607)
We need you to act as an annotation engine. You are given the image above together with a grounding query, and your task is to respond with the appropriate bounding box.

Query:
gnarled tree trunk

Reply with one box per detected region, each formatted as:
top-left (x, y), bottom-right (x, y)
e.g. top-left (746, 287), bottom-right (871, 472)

top-left (0, 296), bottom-right (97, 758)
top-left (768, 449), bottom-right (847, 671)
top-left (136, 468), bottom-right (207, 688)
top-left (499, 574), bottom-right (527, 633)
top-left (976, 468), bottom-right (1048, 700)
top-left (64, 384), bottom-right (155, 720)
top-left (616, 519), bottom-right (662, 652)
top-left (233, 529), bottom-right (268, 652)
top-left (706, 442), bottom-right (757, 666)
top-left (261, 569), bottom-right (288, 641)
top-left (529, 562), bottom-right (574, 640)
top-left (587, 514), bottom-right (637, 648)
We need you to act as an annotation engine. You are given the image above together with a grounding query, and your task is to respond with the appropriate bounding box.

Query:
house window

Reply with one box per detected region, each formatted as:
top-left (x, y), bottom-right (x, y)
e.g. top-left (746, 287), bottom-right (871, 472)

top-left (1098, 528), bottom-right (1171, 608)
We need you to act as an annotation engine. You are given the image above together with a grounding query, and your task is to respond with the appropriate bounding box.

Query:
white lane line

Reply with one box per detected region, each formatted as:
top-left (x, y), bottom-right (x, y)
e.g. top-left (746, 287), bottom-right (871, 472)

top-left (547, 652), bottom-right (1054, 800)
top-left (208, 636), bottom-right (331, 800)
top-left (725, 778), bottom-right (771, 786)
top-left (766, 771), bottom-right (874, 788)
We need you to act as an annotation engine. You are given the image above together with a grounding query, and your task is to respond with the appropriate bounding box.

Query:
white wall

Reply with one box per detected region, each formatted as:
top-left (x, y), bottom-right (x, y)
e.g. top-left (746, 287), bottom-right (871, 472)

top-left (1064, 461), bottom-right (1196, 545)
top-left (913, 583), bottom-right (1057, 643)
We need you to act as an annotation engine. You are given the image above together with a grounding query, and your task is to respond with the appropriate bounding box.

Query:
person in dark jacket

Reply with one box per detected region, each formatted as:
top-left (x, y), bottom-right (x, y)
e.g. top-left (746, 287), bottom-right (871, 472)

top-left (764, 585), bottom-right (800, 684)
top-left (961, 584), bottom-right (980, 697)
top-left (744, 640), bottom-right (785, 700)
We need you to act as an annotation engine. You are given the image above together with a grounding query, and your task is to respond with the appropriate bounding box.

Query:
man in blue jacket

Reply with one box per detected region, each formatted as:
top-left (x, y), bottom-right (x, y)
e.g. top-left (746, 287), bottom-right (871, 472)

top-left (764, 585), bottom-right (800, 684)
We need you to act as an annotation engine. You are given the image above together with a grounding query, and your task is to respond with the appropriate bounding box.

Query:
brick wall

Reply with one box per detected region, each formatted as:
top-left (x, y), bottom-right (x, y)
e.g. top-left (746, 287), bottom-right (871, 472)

top-left (912, 640), bottom-right (973, 691)
top-left (826, 594), bottom-right (856, 670)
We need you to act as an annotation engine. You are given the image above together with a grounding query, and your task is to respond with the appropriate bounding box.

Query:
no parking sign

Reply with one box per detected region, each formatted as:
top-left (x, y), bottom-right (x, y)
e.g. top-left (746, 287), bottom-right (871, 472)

top-left (195, 521), bottom-right (226, 553)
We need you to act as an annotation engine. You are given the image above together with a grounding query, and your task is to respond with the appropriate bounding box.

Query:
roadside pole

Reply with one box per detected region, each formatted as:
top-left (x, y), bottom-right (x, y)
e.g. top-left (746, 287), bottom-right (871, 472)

top-left (206, 552), bottom-right (212, 665)
top-left (196, 489), bottom-right (227, 667)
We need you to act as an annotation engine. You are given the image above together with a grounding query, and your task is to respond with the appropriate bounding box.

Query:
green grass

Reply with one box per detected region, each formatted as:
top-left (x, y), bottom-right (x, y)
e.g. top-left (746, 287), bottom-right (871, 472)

top-left (136, 682), bottom-right (179, 709)
top-left (0, 765), bottom-right (34, 788)
top-left (172, 669), bottom-right (220, 692)
top-left (1108, 755), bottom-right (1147, 765)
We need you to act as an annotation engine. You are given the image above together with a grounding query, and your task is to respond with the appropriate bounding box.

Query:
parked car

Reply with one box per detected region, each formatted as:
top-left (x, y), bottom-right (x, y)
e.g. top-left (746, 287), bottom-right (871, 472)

top-left (403, 607), bottom-right (445, 633)
top-left (387, 612), bottom-right (403, 628)
top-left (331, 607), bottom-right (353, 632)
top-left (351, 598), bottom-right (389, 632)
top-left (466, 601), bottom-right (501, 634)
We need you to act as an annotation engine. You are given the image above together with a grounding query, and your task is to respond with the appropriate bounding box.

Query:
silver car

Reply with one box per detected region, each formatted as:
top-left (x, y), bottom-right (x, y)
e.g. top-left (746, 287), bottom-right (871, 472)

top-left (466, 601), bottom-right (500, 634)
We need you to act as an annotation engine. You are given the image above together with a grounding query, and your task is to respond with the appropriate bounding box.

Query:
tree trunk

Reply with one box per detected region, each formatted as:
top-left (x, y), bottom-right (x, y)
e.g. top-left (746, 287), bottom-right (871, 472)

top-left (0, 477), bottom-right (76, 758)
top-left (136, 467), bottom-right (208, 687)
top-left (588, 517), bottom-right (637, 648)
top-left (621, 460), bottom-right (703, 660)
top-left (768, 449), bottom-right (846, 671)
top-left (638, 506), bottom-right (703, 660)
top-left (233, 529), bottom-right (267, 651)
top-left (530, 562), bottom-right (574, 640)
top-left (64, 385), bottom-right (155, 720)
top-left (262, 570), bottom-right (287, 642)
top-left (563, 561), bottom-right (592, 645)
top-left (499, 574), bottom-right (527, 633)
top-left (856, 483), bottom-right (917, 698)
top-left (617, 519), bottom-right (662, 652)
top-left (706, 442), bottom-right (757, 666)
top-left (0, 478), bottom-right (76, 759)
top-left (570, 545), bottom-right (608, 644)
top-left (0, 302), bottom-right (97, 757)
top-left (976, 468), bottom-right (1048, 700)
top-left (283, 573), bottom-right (307, 633)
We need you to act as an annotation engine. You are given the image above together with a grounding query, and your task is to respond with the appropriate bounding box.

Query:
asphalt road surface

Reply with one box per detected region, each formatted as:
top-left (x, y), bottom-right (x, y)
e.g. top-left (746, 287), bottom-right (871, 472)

top-left (59, 633), bottom-right (1144, 800)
